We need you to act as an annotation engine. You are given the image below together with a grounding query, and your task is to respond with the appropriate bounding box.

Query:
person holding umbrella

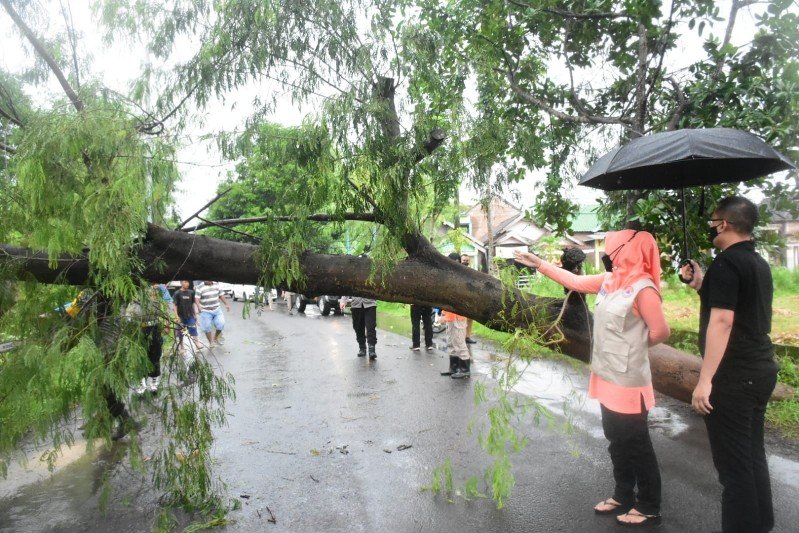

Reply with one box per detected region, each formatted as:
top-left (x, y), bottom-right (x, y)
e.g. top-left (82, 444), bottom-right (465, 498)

top-left (680, 196), bottom-right (778, 533)
top-left (514, 229), bottom-right (670, 527)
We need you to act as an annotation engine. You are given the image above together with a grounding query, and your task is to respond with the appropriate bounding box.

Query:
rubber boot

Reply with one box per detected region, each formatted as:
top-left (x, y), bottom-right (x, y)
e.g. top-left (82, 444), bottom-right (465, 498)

top-left (368, 345), bottom-right (377, 360)
top-left (451, 359), bottom-right (471, 379)
top-left (440, 356), bottom-right (459, 376)
top-left (357, 345), bottom-right (366, 357)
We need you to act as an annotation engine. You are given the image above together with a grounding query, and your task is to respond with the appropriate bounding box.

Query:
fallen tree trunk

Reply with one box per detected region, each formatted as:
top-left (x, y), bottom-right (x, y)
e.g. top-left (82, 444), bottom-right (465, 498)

top-left (2, 224), bottom-right (793, 402)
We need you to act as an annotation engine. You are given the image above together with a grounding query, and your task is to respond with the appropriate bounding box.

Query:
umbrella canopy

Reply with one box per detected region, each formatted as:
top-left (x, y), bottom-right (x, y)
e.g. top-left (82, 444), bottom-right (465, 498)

top-left (579, 128), bottom-right (795, 191)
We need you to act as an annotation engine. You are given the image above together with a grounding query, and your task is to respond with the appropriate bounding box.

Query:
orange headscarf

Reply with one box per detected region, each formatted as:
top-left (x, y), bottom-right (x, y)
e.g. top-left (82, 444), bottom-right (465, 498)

top-left (603, 229), bottom-right (662, 294)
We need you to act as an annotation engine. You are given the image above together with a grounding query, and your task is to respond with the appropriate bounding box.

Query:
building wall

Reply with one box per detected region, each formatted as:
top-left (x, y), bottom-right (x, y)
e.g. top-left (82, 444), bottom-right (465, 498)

top-left (467, 199), bottom-right (520, 242)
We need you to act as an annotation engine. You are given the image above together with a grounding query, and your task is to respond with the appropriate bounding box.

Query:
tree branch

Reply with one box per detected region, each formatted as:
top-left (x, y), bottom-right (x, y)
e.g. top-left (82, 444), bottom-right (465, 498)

top-left (195, 216), bottom-right (262, 242)
top-left (665, 77), bottom-right (689, 131)
top-left (0, 107), bottom-right (23, 128)
top-left (642, 0), bottom-right (677, 109)
top-left (506, 0), bottom-right (630, 20)
top-left (715, 0), bottom-right (750, 79)
top-left (0, 0), bottom-right (84, 112)
top-left (633, 23), bottom-right (649, 134)
top-left (0, 139), bottom-right (16, 154)
top-left (505, 69), bottom-right (633, 127)
top-left (58, 0), bottom-right (80, 91)
top-left (174, 187), bottom-right (233, 230)
top-left (416, 128), bottom-right (446, 163)
top-left (181, 213), bottom-right (378, 233)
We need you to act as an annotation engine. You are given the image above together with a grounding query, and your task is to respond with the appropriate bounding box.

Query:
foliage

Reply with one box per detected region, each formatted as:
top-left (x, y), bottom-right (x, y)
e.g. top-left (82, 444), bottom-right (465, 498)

top-left (410, 0), bottom-right (798, 252)
top-left (2, 0), bottom-right (797, 518)
top-left (0, 5), bottom-right (233, 525)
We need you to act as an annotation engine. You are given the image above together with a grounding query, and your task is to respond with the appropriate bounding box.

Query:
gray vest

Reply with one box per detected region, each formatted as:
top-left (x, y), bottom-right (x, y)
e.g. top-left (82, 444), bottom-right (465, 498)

top-left (591, 278), bottom-right (657, 387)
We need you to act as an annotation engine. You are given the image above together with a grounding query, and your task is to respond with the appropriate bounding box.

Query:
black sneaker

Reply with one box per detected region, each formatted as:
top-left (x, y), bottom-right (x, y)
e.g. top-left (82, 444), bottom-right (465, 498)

top-left (410, 346), bottom-right (421, 351)
top-left (357, 347), bottom-right (366, 357)
top-left (368, 345), bottom-right (377, 360)
top-left (425, 345), bottom-right (434, 351)
top-left (465, 337), bottom-right (477, 344)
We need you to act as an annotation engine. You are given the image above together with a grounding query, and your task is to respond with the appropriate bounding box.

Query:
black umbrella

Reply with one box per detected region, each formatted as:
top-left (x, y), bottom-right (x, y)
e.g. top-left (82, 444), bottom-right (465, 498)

top-left (578, 128), bottom-right (796, 279)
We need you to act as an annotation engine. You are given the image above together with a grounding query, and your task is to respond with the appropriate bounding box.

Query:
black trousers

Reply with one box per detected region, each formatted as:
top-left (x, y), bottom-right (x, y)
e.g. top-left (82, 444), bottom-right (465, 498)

top-left (705, 372), bottom-right (777, 533)
top-left (143, 325), bottom-right (163, 378)
top-left (105, 391), bottom-right (127, 419)
top-left (351, 306), bottom-right (377, 347)
top-left (410, 305), bottom-right (433, 348)
top-left (600, 403), bottom-right (661, 515)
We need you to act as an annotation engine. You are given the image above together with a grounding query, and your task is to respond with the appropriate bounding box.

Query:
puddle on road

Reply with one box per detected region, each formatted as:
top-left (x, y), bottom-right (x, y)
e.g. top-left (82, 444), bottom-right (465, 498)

top-left (0, 442), bottom-right (142, 533)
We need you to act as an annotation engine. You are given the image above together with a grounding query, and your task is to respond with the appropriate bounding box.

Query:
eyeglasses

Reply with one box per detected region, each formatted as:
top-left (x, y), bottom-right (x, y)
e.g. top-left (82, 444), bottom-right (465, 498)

top-left (708, 218), bottom-right (725, 226)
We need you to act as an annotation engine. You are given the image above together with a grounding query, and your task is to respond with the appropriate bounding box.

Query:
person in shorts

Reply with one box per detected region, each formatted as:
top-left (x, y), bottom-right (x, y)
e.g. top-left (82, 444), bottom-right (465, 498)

top-left (195, 281), bottom-right (231, 346)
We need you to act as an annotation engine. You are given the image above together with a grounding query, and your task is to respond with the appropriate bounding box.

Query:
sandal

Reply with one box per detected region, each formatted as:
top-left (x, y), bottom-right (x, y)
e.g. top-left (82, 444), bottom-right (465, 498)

top-left (594, 498), bottom-right (631, 515)
top-left (616, 509), bottom-right (662, 527)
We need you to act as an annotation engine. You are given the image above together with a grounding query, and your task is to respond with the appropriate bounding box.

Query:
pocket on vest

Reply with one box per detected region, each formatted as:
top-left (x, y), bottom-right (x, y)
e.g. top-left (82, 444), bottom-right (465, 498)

top-left (602, 339), bottom-right (630, 372)
top-left (603, 306), bottom-right (626, 333)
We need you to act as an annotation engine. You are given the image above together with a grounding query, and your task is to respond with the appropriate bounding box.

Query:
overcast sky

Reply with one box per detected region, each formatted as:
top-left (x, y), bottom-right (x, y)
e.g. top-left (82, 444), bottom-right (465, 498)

top-left (0, 1), bottom-right (776, 218)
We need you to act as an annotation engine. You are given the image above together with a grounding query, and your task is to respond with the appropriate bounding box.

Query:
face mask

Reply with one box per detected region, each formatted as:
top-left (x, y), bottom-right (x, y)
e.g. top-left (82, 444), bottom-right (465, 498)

top-left (601, 253), bottom-right (614, 272)
top-left (707, 223), bottom-right (721, 246)
top-left (602, 231), bottom-right (639, 272)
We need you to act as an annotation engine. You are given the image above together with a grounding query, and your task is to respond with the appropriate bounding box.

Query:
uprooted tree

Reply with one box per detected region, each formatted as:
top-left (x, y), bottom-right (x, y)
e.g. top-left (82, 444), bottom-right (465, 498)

top-left (0, 0), bottom-right (796, 517)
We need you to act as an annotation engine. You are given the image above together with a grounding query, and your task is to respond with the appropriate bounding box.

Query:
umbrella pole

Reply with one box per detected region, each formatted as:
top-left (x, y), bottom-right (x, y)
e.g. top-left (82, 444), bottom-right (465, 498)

top-left (680, 187), bottom-right (688, 260)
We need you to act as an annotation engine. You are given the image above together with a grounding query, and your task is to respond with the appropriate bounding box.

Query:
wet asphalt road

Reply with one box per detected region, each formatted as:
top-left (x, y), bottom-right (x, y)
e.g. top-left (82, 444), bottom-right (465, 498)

top-left (2, 301), bottom-right (799, 532)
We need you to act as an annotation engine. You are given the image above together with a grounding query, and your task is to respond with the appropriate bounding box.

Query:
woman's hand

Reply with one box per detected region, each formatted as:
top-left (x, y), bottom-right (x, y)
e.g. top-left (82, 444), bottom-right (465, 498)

top-left (512, 250), bottom-right (543, 268)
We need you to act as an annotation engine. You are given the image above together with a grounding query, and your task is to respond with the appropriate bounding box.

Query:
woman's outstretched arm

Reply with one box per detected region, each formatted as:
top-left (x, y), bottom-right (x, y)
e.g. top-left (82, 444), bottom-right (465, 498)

top-left (513, 250), bottom-right (604, 294)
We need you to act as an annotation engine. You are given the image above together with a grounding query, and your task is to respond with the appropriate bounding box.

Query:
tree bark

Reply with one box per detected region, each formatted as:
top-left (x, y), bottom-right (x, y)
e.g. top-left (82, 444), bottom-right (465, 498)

top-left (1, 225), bottom-right (792, 403)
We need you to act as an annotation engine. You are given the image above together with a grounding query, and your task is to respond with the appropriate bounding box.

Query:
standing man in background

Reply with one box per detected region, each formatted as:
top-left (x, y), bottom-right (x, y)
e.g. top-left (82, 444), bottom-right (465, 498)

top-left (460, 253), bottom-right (477, 345)
top-left (681, 196), bottom-right (778, 533)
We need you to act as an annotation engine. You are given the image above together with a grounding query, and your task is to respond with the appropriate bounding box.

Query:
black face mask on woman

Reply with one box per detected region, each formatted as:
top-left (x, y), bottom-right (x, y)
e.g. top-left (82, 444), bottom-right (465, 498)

top-left (601, 231), bottom-right (640, 273)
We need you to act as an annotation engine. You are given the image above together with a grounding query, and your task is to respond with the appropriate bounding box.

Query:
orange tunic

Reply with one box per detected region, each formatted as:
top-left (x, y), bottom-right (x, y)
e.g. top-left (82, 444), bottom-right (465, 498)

top-left (538, 262), bottom-right (668, 414)
top-left (441, 310), bottom-right (467, 322)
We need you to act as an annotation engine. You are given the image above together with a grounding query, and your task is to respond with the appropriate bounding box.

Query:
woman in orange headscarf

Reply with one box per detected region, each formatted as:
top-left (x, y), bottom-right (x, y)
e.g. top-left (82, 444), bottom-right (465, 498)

top-left (514, 230), bottom-right (670, 528)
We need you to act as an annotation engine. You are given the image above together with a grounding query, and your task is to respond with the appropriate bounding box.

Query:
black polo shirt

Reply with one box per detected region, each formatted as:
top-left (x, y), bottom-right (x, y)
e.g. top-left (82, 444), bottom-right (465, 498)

top-left (698, 240), bottom-right (777, 380)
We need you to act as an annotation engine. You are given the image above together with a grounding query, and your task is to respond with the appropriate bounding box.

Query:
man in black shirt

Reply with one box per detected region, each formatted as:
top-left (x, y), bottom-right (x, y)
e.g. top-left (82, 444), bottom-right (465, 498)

top-left (681, 196), bottom-right (778, 533)
top-left (174, 280), bottom-right (203, 352)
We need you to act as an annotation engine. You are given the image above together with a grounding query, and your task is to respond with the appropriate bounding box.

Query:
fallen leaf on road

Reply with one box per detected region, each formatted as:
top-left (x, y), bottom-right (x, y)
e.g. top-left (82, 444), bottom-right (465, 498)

top-left (310, 449), bottom-right (321, 456)
top-left (397, 444), bottom-right (412, 451)
top-left (383, 449), bottom-right (392, 454)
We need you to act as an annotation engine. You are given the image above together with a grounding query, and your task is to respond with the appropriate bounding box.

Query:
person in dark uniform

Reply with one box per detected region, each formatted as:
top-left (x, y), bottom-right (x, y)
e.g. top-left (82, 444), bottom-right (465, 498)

top-left (409, 304), bottom-right (434, 352)
top-left (341, 296), bottom-right (378, 359)
top-left (681, 196), bottom-right (778, 533)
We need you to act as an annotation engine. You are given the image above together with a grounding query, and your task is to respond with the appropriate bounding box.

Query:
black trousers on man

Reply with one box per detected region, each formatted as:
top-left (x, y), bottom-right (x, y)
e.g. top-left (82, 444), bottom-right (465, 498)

top-left (143, 325), bottom-right (163, 378)
top-left (351, 306), bottom-right (377, 348)
top-left (705, 372), bottom-right (777, 533)
top-left (410, 304), bottom-right (433, 348)
top-left (600, 403), bottom-right (661, 516)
